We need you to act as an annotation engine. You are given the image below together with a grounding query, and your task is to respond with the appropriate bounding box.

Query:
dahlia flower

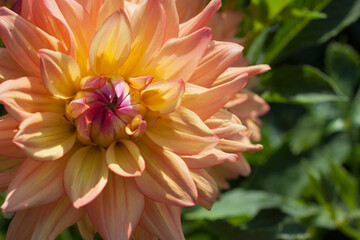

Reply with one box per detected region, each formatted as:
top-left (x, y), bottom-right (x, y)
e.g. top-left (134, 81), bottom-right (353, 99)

top-left (0, 0), bottom-right (269, 239)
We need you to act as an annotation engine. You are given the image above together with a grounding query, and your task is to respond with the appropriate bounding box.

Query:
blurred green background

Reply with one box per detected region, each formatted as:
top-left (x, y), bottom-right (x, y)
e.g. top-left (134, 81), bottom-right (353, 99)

top-left (1, 0), bottom-right (360, 239)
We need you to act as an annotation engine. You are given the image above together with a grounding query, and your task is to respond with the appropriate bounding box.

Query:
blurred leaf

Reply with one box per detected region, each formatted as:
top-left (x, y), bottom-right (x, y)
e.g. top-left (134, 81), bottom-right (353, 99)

top-left (351, 89), bottom-right (360, 128)
top-left (290, 8), bottom-right (327, 20)
top-left (278, 0), bottom-right (360, 62)
top-left (261, 65), bottom-right (346, 104)
top-left (325, 42), bottom-right (360, 97)
top-left (185, 189), bottom-right (283, 221)
top-left (264, 0), bottom-right (331, 63)
top-left (264, 0), bottom-right (293, 20)
top-left (246, 26), bottom-right (273, 64)
top-left (289, 113), bottom-right (325, 154)
top-left (330, 163), bottom-right (358, 209)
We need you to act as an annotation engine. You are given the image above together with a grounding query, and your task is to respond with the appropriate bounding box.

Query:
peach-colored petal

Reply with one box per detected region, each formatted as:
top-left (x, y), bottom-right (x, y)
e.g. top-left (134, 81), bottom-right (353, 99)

top-left (87, 174), bottom-right (144, 240)
top-left (145, 107), bottom-right (219, 155)
top-left (97, 0), bottom-right (124, 27)
top-left (182, 73), bottom-right (248, 121)
top-left (0, 155), bottom-right (23, 191)
top-left (218, 138), bottom-right (263, 153)
top-left (77, 214), bottom-right (96, 240)
top-left (162, 0), bottom-right (179, 40)
top-left (6, 196), bottom-right (85, 240)
top-left (226, 89), bottom-right (270, 119)
top-left (0, 7), bottom-right (65, 76)
top-left (2, 154), bottom-right (70, 212)
top-left (188, 41), bottom-right (244, 87)
top-left (190, 169), bottom-right (218, 210)
top-left (139, 198), bottom-right (185, 240)
top-left (39, 49), bottom-right (81, 99)
top-left (207, 10), bottom-right (243, 41)
top-left (181, 148), bottom-right (237, 169)
top-left (64, 146), bottom-right (108, 208)
top-left (0, 77), bottom-right (65, 122)
top-left (136, 136), bottom-right (197, 207)
top-left (212, 65), bottom-right (271, 87)
top-left (75, 0), bottom-right (105, 24)
top-left (132, 226), bottom-right (158, 240)
top-left (179, 0), bottom-right (221, 37)
top-left (0, 171), bottom-right (16, 191)
top-left (0, 48), bottom-right (26, 82)
top-left (89, 8), bottom-right (131, 76)
top-left (141, 79), bottom-right (185, 114)
top-left (140, 27), bottom-right (212, 82)
top-left (176, 0), bottom-right (207, 22)
top-left (106, 140), bottom-right (145, 177)
top-left (120, 0), bottom-right (166, 75)
top-left (13, 112), bottom-right (76, 161)
top-left (0, 115), bottom-right (25, 158)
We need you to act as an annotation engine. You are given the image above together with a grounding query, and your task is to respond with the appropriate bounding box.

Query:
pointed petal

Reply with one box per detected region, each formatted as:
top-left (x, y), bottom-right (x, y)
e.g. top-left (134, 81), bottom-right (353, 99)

top-left (76, 0), bottom-right (105, 24)
top-left (0, 48), bottom-right (26, 82)
top-left (182, 73), bottom-right (248, 121)
top-left (0, 77), bottom-right (65, 122)
top-left (0, 115), bottom-right (25, 158)
top-left (6, 207), bottom-right (40, 240)
top-left (89, 9), bottom-right (131, 76)
top-left (179, 0), bottom-right (221, 37)
top-left (0, 171), bottom-right (16, 191)
top-left (97, 0), bottom-right (124, 27)
top-left (87, 174), bottom-right (144, 240)
top-left (141, 27), bottom-right (212, 82)
top-left (135, 137), bottom-right (197, 207)
top-left (2, 154), bottom-right (70, 212)
top-left (0, 7), bottom-right (65, 76)
top-left (145, 107), bottom-right (219, 155)
top-left (212, 65), bottom-right (271, 87)
top-left (190, 169), bottom-right (218, 210)
top-left (121, 0), bottom-right (166, 75)
top-left (181, 148), bottom-right (237, 169)
top-left (13, 112), bottom-right (76, 161)
top-left (64, 146), bottom-right (108, 208)
top-left (32, 196), bottom-right (86, 240)
top-left (39, 49), bottom-right (81, 99)
top-left (77, 214), bottom-right (96, 240)
top-left (162, 0), bottom-right (179, 40)
top-left (139, 198), bottom-right (185, 240)
top-left (188, 41), bottom-right (244, 87)
top-left (141, 80), bottom-right (185, 114)
top-left (106, 140), bottom-right (145, 177)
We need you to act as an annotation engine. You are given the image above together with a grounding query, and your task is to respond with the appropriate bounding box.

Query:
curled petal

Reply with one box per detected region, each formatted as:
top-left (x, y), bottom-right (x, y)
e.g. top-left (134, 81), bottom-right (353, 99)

top-left (87, 174), bottom-right (144, 240)
top-left (0, 77), bottom-right (65, 122)
top-left (141, 80), bottom-right (185, 114)
top-left (97, 0), bottom-right (124, 27)
top-left (139, 198), bottom-right (185, 240)
top-left (0, 48), bottom-right (26, 82)
top-left (39, 49), bottom-right (81, 99)
top-left (89, 8), bottom-right (131, 76)
top-left (181, 148), bottom-right (237, 169)
top-left (2, 153), bottom-right (71, 212)
top-left (135, 137), bottom-right (197, 207)
top-left (0, 7), bottom-right (65, 76)
top-left (13, 112), bottom-right (76, 161)
top-left (145, 107), bottom-right (219, 155)
top-left (218, 138), bottom-right (263, 153)
top-left (106, 140), bottom-right (145, 177)
top-left (64, 146), bottom-right (108, 208)
top-left (182, 73), bottom-right (248, 121)
top-left (0, 115), bottom-right (25, 158)
top-left (121, 0), bottom-right (166, 75)
top-left (188, 41), bottom-right (244, 87)
top-left (141, 27), bottom-right (212, 82)
top-left (128, 76), bottom-right (153, 90)
top-left (179, 0), bottom-right (221, 37)
top-left (190, 169), bottom-right (218, 210)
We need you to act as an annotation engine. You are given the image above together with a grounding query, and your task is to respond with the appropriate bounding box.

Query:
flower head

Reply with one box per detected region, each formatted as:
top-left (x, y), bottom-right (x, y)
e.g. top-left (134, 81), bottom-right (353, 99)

top-left (0, 0), bottom-right (269, 239)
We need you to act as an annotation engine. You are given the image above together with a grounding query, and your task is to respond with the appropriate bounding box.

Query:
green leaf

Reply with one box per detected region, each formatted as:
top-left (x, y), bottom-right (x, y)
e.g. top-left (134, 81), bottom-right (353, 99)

top-left (277, 0), bottom-right (360, 62)
top-left (261, 65), bottom-right (346, 104)
top-left (245, 26), bottom-right (272, 64)
top-left (330, 163), bottom-right (358, 209)
top-left (264, 0), bottom-right (293, 20)
top-left (351, 89), bottom-right (360, 128)
top-left (264, 0), bottom-right (331, 63)
top-left (185, 189), bottom-right (283, 221)
top-left (325, 42), bottom-right (360, 97)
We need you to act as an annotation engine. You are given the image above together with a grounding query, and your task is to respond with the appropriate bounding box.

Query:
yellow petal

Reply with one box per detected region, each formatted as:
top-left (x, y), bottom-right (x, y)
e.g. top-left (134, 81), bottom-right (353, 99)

top-left (13, 112), bottom-right (76, 161)
top-left (141, 79), bottom-right (185, 114)
top-left (39, 49), bottom-right (81, 99)
top-left (89, 8), bottom-right (131, 76)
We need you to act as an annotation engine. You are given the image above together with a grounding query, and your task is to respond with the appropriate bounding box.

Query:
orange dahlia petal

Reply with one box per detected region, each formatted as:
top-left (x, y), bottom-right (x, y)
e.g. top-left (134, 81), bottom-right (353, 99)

top-left (0, 115), bottom-right (25, 158)
top-left (96, 0), bottom-right (124, 27)
top-left (0, 48), bottom-right (26, 82)
top-left (87, 173), bottom-right (144, 240)
top-left (64, 146), bottom-right (108, 208)
top-left (190, 169), bottom-right (218, 210)
top-left (13, 112), bottom-right (76, 161)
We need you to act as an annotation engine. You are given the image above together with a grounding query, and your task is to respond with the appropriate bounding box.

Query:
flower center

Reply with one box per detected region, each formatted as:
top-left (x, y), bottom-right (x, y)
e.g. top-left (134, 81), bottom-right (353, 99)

top-left (67, 77), bottom-right (146, 147)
